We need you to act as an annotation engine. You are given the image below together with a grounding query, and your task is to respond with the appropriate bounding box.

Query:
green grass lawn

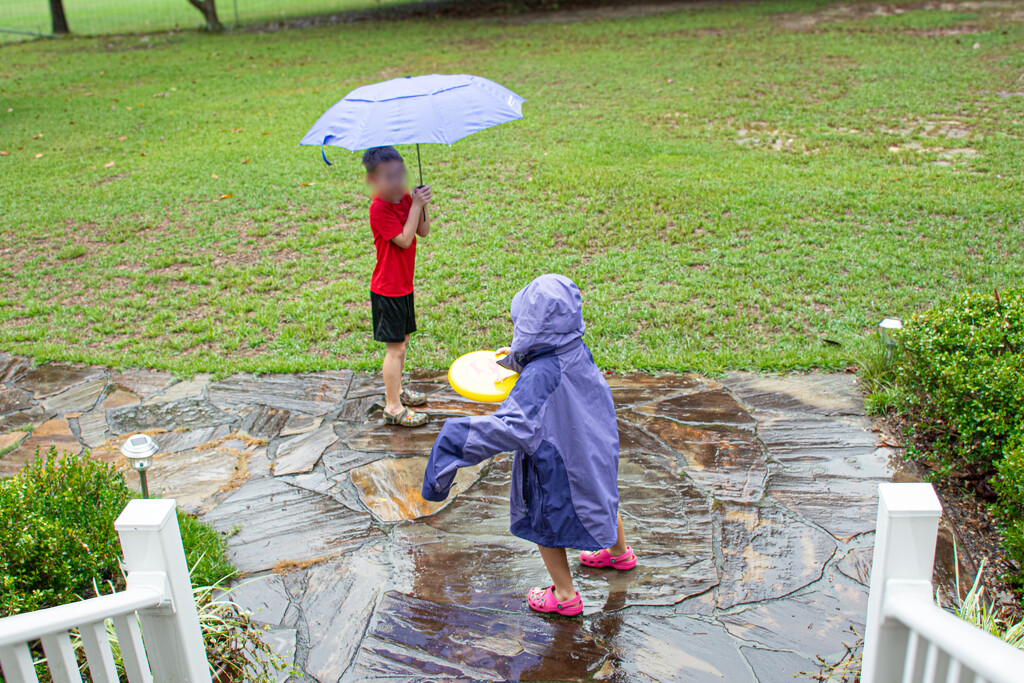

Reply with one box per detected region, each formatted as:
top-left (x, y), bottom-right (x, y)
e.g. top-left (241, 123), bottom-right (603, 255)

top-left (0, 0), bottom-right (411, 41)
top-left (1, 0), bottom-right (1023, 376)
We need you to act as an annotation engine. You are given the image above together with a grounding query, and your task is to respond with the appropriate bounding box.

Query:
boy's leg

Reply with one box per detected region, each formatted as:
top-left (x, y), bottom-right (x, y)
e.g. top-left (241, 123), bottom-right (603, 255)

top-left (382, 334), bottom-right (408, 416)
top-left (610, 513), bottom-right (628, 556)
top-left (537, 545), bottom-right (576, 602)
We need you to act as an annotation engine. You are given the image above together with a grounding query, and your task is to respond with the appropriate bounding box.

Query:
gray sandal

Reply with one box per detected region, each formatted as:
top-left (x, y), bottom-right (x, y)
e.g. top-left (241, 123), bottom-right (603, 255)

top-left (383, 407), bottom-right (428, 428)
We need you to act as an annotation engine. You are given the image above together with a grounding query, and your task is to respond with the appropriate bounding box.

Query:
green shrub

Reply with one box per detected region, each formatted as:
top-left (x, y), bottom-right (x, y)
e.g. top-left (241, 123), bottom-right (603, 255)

top-left (892, 289), bottom-right (1024, 473)
top-left (0, 448), bottom-right (237, 618)
top-left (886, 288), bottom-right (1024, 588)
top-left (0, 447), bottom-right (133, 617)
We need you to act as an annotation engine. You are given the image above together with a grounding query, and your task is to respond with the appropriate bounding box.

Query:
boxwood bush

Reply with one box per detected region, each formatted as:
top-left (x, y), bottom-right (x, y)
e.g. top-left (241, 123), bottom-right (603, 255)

top-left (0, 447), bottom-right (236, 617)
top-left (886, 289), bottom-right (1024, 587)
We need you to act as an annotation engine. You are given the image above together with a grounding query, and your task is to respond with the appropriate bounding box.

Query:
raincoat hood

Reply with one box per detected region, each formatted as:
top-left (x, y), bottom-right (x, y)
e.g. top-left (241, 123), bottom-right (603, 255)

top-left (498, 274), bottom-right (585, 374)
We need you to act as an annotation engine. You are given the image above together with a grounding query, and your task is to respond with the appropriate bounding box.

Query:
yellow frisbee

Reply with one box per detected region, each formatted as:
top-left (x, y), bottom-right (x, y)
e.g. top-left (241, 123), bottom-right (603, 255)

top-left (448, 350), bottom-right (519, 403)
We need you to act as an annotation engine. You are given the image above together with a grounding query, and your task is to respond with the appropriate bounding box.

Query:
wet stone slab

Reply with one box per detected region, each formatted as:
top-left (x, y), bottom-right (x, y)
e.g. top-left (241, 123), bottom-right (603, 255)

top-left (756, 412), bottom-right (878, 464)
top-left (41, 377), bottom-right (108, 414)
top-left (322, 444), bottom-right (382, 479)
top-left (716, 504), bottom-right (836, 609)
top-left (237, 405), bottom-right (290, 441)
top-left (0, 387), bottom-right (33, 415)
top-left (271, 426), bottom-right (338, 476)
top-left (0, 354), bottom-right (31, 383)
top-left (106, 397), bottom-right (236, 435)
top-left (208, 371), bottom-right (353, 416)
top-left (139, 445), bottom-right (244, 514)
top-left (604, 372), bottom-right (705, 407)
top-left (143, 374), bottom-right (211, 405)
top-left (156, 425), bottom-right (231, 455)
top-left (341, 419), bottom-right (444, 456)
top-left (202, 476), bottom-right (380, 573)
top-left (13, 363), bottom-right (105, 398)
top-left (0, 417), bottom-right (81, 476)
top-left (627, 412), bottom-right (767, 503)
top-left (109, 368), bottom-right (175, 400)
top-left (346, 591), bottom-right (608, 682)
top-left (721, 371), bottom-right (863, 416)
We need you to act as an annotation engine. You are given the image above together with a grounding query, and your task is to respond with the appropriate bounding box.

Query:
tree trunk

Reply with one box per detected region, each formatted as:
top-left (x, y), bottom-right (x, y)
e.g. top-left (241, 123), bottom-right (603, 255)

top-left (49, 0), bottom-right (70, 34)
top-left (186, 0), bottom-right (224, 32)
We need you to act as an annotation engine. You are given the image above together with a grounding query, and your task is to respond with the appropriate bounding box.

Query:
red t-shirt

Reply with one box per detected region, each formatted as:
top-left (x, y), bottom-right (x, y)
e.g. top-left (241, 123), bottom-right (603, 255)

top-left (369, 194), bottom-right (416, 297)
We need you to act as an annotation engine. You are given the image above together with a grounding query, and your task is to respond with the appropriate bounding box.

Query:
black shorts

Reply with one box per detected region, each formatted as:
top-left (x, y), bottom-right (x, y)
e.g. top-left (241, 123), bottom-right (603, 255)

top-left (371, 292), bottom-right (416, 343)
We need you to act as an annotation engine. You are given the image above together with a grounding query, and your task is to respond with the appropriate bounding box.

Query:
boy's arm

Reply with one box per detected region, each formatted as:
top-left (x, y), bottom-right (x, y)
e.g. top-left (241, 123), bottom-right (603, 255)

top-left (391, 186), bottom-right (431, 249)
top-left (416, 206), bottom-right (430, 237)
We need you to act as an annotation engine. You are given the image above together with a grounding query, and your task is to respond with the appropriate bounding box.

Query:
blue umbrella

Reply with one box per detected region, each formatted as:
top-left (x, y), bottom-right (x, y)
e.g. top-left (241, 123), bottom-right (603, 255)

top-left (299, 73), bottom-right (526, 184)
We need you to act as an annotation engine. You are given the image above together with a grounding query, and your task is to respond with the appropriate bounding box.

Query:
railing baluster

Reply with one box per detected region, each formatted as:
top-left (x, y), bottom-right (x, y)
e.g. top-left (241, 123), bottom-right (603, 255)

top-left (923, 641), bottom-right (940, 683)
top-left (78, 621), bottom-right (118, 683)
top-left (902, 631), bottom-right (920, 683)
top-left (944, 659), bottom-right (961, 683)
top-left (40, 631), bottom-right (82, 683)
top-left (0, 642), bottom-right (40, 683)
top-left (112, 614), bottom-right (153, 683)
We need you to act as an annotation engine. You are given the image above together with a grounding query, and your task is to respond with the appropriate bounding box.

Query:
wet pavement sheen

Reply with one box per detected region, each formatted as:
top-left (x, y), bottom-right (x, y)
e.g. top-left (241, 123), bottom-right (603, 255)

top-left (0, 354), bottom-right (947, 681)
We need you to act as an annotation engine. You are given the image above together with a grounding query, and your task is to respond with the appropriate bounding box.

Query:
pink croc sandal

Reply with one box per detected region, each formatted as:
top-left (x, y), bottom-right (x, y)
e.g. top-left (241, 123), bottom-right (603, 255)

top-left (527, 586), bottom-right (583, 617)
top-left (580, 546), bottom-right (637, 570)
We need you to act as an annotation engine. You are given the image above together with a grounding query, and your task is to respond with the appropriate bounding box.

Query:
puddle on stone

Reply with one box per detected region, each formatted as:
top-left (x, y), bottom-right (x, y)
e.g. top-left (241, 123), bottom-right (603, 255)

top-left (716, 504), bottom-right (836, 609)
top-left (347, 591), bottom-right (608, 681)
top-left (107, 397), bottom-right (235, 435)
top-left (626, 412), bottom-right (767, 503)
top-left (349, 456), bottom-right (486, 522)
top-left (634, 388), bottom-right (755, 427)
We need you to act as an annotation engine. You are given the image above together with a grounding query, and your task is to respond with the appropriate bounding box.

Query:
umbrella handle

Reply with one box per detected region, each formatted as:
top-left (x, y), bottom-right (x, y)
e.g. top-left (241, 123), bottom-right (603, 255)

top-left (321, 136), bottom-right (332, 166)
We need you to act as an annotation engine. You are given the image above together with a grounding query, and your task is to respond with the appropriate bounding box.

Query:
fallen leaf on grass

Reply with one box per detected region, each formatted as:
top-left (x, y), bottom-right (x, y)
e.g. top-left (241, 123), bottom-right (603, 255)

top-left (34, 153), bottom-right (43, 159)
top-left (153, 92), bottom-right (169, 98)
top-left (300, 182), bottom-right (316, 187)
top-left (0, 151), bottom-right (8, 156)
top-left (230, 128), bottom-right (243, 133)
top-left (140, 152), bottom-right (146, 156)
top-left (220, 193), bottom-right (233, 199)
top-left (211, 173), bottom-right (219, 178)
top-left (241, 158), bottom-right (251, 164)
top-left (104, 161), bottom-right (115, 168)
top-left (118, 136), bottom-right (127, 141)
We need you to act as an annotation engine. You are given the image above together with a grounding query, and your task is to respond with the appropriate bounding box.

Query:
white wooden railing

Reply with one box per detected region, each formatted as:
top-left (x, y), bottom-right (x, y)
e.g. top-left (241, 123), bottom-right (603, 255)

top-left (0, 499), bottom-right (212, 683)
top-left (862, 483), bottom-right (1024, 683)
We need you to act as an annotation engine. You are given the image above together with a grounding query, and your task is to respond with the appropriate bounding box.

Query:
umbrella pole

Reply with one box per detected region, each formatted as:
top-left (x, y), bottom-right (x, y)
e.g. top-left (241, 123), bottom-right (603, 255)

top-left (416, 143), bottom-right (424, 187)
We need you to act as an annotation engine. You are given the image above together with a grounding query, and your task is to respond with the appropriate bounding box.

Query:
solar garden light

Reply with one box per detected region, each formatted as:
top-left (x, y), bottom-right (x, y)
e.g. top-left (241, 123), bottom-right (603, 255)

top-left (121, 433), bottom-right (158, 499)
top-left (878, 318), bottom-right (904, 362)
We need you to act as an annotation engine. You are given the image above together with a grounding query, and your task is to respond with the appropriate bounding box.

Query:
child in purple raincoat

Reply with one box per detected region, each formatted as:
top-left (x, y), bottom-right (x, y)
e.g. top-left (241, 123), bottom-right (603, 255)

top-left (422, 274), bottom-right (636, 616)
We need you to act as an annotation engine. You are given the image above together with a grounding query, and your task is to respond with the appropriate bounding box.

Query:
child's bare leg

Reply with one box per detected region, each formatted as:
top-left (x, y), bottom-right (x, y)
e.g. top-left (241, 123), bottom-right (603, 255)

top-left (537, 545), bottom-right (576, 602)
top-left (609, 513), bottom-right (628, 556)
top-left (382, 335), bottom-right (408, 415)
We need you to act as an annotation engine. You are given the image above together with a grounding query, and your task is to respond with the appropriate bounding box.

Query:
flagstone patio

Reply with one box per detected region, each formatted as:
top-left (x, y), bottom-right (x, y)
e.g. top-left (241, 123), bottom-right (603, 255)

top-left (0, 352), bottom-right (954, 682)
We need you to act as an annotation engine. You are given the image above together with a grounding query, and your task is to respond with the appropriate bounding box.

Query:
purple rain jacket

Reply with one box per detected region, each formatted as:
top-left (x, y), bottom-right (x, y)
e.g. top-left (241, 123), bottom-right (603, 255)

top-left (422, 274), bottom-right (620, 551)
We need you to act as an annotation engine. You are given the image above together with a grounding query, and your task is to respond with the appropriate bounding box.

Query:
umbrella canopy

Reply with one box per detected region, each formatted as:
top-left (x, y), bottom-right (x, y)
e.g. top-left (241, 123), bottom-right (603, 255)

top-left (300, 74), bottom-right (525, 154)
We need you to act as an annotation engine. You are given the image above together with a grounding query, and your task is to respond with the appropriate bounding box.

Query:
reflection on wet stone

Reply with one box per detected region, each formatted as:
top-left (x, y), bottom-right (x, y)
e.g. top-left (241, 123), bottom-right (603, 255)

top-left (322, 444), bottom-right (382, 479)
top-left (343, 419), bottom-right (443, 455)
top-left (208, 371), bottom-right (352, 416)
top-left (107, 397), bottom-right (235, 435)
top-left (591, 611), bottom-right (754, 682)
top-left (717, 504), bottom-right (835, 609)
top-left (349, 592), bottom-right (608, 681)
top-left (109, 368), bottom-right (175, 400)
top-left (756, 413), bottom-right (877, 464)
top-left (632, 413), bottom-right (767, 503)
top-left (350, 456), bottom-right (486, 522)
top-left (634, 388), bottom-right (755, 427)
top-left (604, 372), bottom-right (704, 407)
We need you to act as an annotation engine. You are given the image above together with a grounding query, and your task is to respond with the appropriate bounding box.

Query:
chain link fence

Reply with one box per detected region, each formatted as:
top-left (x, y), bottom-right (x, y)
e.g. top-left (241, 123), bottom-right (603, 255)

top-left (0, 0), bottom-right (421, 43)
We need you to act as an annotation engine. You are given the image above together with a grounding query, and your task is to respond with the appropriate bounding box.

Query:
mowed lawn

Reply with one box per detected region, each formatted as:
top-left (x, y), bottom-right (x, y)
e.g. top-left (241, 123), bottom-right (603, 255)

top-left (1, 0), bottom-right (1023, 376)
